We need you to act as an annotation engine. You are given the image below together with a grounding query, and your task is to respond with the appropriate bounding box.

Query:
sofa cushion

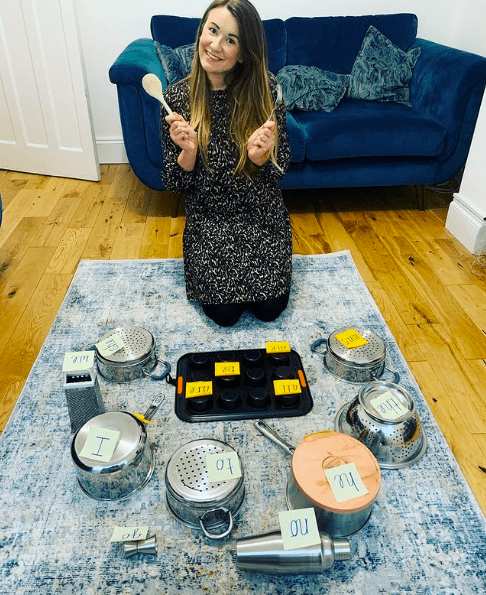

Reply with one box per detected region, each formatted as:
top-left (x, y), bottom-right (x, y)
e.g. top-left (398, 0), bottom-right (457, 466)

top-left (348, 26), bottom-right (421, 106)
top-left (293, 100), bottom-right (446, 161)
top-left (277, 66), bottom-right (349, 112)
top-left (154, 42), bottom-right (194, 84)
top-left (285, 14), bottom-right (418, 74)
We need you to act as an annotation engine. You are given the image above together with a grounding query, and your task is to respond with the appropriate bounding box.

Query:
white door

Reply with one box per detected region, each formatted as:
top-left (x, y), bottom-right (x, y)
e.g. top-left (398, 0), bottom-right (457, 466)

top-left (0, 0), bottom-right (100, 181)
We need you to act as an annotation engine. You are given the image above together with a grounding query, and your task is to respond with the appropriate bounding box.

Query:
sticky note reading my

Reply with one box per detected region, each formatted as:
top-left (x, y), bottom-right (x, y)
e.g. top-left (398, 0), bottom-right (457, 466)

top-left (335, 329), bottom-right (368, 349)
top-left (278, 508), bottom-right (320, 550)
top-left (79, 426), bottom-right (120, 463)
top-left (266, 341), bottom-right (291, 354)
top-left (96, 333), bottom-right (126, 358)
top-left (214, 362), bottom-right (241, 376)
top-left (325, 462), bottom-right (369, 503)
top-left (62, 351), bottom-right (95, 372)
top-left (370, 391), bottom-right (409, 420)
top-left (206, 451), bottom-right (242, 482)
top-left (110, 526), bottom-right (149, 543)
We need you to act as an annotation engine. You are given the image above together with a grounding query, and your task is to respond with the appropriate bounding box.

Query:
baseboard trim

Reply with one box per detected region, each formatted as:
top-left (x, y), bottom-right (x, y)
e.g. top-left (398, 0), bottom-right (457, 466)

top-left (96, 138), bottom-right (128, 164)
top-left (446, 192), bottom-right (486, 254)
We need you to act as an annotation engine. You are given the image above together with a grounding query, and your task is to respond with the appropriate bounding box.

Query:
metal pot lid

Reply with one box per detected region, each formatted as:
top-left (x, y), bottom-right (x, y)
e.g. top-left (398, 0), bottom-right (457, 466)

top-left (358, 381), bottom-right (415, 424)
top-left (328, 327), bottom-right (385, 366)
top-left (72, 411), bottom-right (146, 473)
top-left (166, 439), bottom-right (243, 504)
top-left (96, 326), bottom-right (155, 364)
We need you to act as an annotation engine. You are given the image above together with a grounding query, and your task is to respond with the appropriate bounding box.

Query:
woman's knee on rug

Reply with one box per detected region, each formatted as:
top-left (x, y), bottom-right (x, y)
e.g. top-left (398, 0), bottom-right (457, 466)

top-left (249, 291), bottom-right (290, 322)
top-left (202, 302), bottom-right (246, 327)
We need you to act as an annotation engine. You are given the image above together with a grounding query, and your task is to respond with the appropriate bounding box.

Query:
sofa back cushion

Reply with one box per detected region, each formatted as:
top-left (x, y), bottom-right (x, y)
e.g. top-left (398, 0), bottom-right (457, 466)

top-left (285, 14), bottom-right (418, 74)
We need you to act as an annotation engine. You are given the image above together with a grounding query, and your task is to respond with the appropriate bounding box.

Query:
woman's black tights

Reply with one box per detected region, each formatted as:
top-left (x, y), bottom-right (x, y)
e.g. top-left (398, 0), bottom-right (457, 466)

top-left (202, 292), bottom-right (290, 327)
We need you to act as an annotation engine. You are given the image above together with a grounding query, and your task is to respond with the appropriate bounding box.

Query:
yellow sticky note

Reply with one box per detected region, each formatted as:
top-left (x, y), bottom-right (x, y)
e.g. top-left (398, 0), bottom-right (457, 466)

top-left (279, 508), bottom-right (321, 550)
top-left (324, 462), bottom-right (369, 503)
top-left (335, 329), bottom-right (368, 349)
top-left (62, 351), bottom-right (95, 372)
top-left (214, 362), bottom-right (241, 376)
top-left (370, 391), bottom-right (409, 420)
top-left (206, 451), bottom-right (242, 482)
top-left (79, 426), bottom-right (120, 463)
top-left (185, 381), bottom-right (213, 398)
top-left (274, 379), bottom-right (302, 396)
top-left (266, 341), bottom-right (291, 354)
top-left (96, 332), bottom-right (126, 357)
top-left (110, 526), bottom-right (149, 543)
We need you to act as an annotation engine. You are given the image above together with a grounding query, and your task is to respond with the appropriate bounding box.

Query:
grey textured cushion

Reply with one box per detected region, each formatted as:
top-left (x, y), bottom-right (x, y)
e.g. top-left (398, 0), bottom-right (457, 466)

top-left (154, 42), bottom-right (195, 85)
top-left (348, 26), bottom-right (421, 106)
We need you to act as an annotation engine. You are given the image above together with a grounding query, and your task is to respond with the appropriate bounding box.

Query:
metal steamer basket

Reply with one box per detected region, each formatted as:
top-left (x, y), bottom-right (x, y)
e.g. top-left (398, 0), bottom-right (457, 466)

top-left (95, 326), bottom-right (170, 383)
top-left (165, 439), bottom-right (245, 540)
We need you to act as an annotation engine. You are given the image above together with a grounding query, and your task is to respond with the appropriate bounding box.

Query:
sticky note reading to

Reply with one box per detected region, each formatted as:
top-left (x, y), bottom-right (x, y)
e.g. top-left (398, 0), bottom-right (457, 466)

top-left (214, 362), bottom-right (241, 376)
top-left (110, 526), bottom-right (149, 543)
top-left (274, 379), bottom-right (302, 396)
top-left (266, 341), bottom-right (291, 354)
top-left (278, 508), bottom-right (320, 550)
top-left (335, 329), bottom-right (368, 349)
top-left (62, 351), bottom-right (95, 372)
top-left (370, 391), bottom-right (409, 420)
top-left (325, 462), bottom-right (369, 503)
top-left (206, 451), bottom-right (242, 482)
top-left (79, 426), bottom-right (120, 463)
top-left (96, 333), bottom-right (126, 358)
top-left (185, 381), bottom-right (213, 398)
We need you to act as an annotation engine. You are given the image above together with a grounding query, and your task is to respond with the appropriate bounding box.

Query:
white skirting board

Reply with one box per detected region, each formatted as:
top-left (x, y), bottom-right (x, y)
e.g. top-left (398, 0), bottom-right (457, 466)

top-left (96, 138), bottom-right (128, 164)
top-left (446, 192), bottom-right (486, 254)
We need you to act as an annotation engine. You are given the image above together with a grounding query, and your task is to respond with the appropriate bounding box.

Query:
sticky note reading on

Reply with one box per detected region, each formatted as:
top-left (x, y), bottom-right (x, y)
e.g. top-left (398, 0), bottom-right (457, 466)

top-left (370, 391), bottom-right (409, 420)
top-left (110, 526), bottom-right (149, 543)
top-left (63, 351), bottom-right (95, 372)
top-left (206, 451), bottom-right (242, 482)
top-left (214, 362), bottom-right (241, 376)
top-left (325, 462), bottom-right (369, 503)
top-left (96, 333), bottom-right (126, 358)
top-left (185, 381), bottom-right (213, 398)
top-left (266, 341), bottom-right (291, 354)
top-left (279, 508), bottom-right (320, 550)
top-left (274, 379), bottom-right (302, 396)
top-left (335, 329), bottom-right (368, 349)
top-left (79, 426), bottom-right (120, 463)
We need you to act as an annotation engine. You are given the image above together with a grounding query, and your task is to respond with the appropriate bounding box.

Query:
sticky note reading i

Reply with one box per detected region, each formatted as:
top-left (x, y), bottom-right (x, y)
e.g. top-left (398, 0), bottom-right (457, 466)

top-left (206, 451), bottom-right (242, 482)
top-left (79, 426), bottom-right (120, 463)
top-left (324, 462), bottom-right (369, 503)
top-left (278, 508), bottom-right (321, 550)
top-left (335, 329), bottom-right (368, 349)
top-left (96, 332), bottom-right (126, 358)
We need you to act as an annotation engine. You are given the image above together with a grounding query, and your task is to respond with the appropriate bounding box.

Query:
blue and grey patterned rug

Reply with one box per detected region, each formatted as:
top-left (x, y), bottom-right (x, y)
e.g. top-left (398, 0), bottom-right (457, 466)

top-left (1, 252), bottom-right (485, 594)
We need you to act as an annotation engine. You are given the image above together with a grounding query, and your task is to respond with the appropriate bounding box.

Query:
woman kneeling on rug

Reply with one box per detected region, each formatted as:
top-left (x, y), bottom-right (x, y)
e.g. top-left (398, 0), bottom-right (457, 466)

top-left (161, 0), bottom-right (292, 327)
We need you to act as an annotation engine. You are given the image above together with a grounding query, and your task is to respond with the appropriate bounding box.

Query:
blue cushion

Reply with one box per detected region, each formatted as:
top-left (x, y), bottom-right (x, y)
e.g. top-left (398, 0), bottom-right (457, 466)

top-left (277, 66), bottom-right (349, 112)
top-left (293, 100), bottom-right (446, 161)
top-left (348, 26), bottom-right (421, 106)
top-left (154, 42), bottom-right (194, 85)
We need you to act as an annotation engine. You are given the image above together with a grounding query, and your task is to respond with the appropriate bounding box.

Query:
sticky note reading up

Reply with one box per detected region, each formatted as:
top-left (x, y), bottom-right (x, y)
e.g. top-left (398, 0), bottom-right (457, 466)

top-left (62, 351), bottom-right (95, 372)
top-left (370, 391), bottom-right (409, 420)
top-left (206, 451), bottom-right (242, 482)
top-left (335, 329), bottom-right (368, 349)
top-left (278, 508), bottom-right (320, 550)
top-left (79, 426), bottom-right (120, 463)
top-left (325, 462), bottom-right (369, 503)
top-left (96, 333), bottom-right (126, 358)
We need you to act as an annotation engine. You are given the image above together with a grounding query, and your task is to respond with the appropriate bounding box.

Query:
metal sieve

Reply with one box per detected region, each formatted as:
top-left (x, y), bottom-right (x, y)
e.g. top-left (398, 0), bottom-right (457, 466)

top-left (335, 381), bottom-right (427, 469)
top-left (165, 439), bottom-right (245, 540)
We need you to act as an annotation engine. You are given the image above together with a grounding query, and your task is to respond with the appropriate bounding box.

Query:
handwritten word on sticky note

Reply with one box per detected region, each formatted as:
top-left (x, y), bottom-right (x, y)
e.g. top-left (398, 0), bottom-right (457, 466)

top-left (325, 462), bottom-right (369, 503)
top-left (185, 381), bottom-right (213, 398)
top-left (335, 329), bottom-right (368, 349)
top-left (266, 341), bottom-right (291, 354)
top-left (79, 426), bottom-right (120, 463)
top-left (274, 379), bottom-right (302, 396)
top-left (96, 333), bottom-right (126, 358)
top-left (370, 391), bottom-right (409, 420)
top-left (279, 508), bottom-right (320, 550)
top-left (206, 451), bottom-right (242, 482)
top-left (110, 526), bottom-right (149, 543)
top-left (214, 362), bottom-right (241, 377)
top-left (63, 351), bottom-right (95, 372)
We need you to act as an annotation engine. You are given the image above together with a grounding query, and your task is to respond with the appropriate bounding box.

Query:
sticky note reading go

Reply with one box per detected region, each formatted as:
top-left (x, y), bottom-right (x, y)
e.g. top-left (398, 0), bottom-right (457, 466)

top-left (110, 526), bottom-right (149, 543)
top-left (335, 329), bottom-right (368, 349)
top-left (206, 451), bottom-right (242, 482)
top-left (274, 379), bottom-right (302, 396)
top-left (79, 426), bottom-right (120, 463)
top-left (266, 341), bottom-right (291, 354)
top-left (278, 508), bottom-right (320, 550)
top-left (62, 351), bottom-right (95, 372)
top-left (214, 362), bottom-right (241, 376)
top-left (96, 332), bottom-right (126, 358)
top-left (370, 391), bottom-right (409, 420)
top-left (325, 462), bottom-right (369, 503)
top-left (185, 381), bottom-right (213, 398)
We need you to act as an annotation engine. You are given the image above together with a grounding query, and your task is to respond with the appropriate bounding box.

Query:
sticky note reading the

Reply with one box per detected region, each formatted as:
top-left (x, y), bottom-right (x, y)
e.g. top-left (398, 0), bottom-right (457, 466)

top-left (96, 333), bottom-right (126, 358)
top-left (185, 381), bottom-right (213, 398)
top-left (370, 391), bottom-right (409, 420)
top-left (274, 379), bottom-right (302, 396)
top-left (63, 351), bottom-right (95, 372)
top-left (110, 526), bottom-right (149, 543)
top-left (279, 508), bottom-right (320, 550)
top-left (266, 341), bottom-right (291, 354)
top-left (79, 426), bottom-right (120, 463)
top-left (335, 329), bottom-right (368, 349)
top-left (214, 362), bottom-right (241, 377)
top-left (206, 451), bottom-right (242, 482)
top-left (325, 462), bottom-right (369, 503)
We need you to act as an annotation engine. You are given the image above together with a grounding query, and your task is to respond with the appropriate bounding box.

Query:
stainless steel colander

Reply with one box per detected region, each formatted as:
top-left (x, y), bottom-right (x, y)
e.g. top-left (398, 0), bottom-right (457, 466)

top-left (335, 381), bottom-right (427, 469)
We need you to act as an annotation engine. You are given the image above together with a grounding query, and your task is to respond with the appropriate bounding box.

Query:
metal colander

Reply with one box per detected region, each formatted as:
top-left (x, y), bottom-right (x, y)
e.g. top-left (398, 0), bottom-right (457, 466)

top-left (97, 326), bottom-right (155, 364)
top-left (328, 328), bottom-right (385, 366)
top-left (335, 381), bottom-right (427, 469)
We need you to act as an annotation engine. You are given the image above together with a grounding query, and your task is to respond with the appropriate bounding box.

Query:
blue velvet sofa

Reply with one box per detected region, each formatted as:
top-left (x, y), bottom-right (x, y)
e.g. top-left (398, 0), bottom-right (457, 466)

top-left (109, 13), bottom-right (486, 208)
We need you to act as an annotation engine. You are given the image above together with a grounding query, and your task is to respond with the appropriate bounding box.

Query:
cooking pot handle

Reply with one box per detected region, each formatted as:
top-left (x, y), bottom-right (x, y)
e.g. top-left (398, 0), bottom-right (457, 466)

top-left (310, 337), bottom-right (327, 355)
top-left (144, 359), bottom-right (171, 381)
top-left (373, 366), bottom-right (400, 384)
top-left (199, 508), bottom-right (233, 540)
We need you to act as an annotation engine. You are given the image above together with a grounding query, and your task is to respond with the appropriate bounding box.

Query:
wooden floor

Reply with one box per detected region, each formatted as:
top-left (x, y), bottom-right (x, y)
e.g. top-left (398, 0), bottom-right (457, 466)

top-left (1, 165), bottom-right (485, 514)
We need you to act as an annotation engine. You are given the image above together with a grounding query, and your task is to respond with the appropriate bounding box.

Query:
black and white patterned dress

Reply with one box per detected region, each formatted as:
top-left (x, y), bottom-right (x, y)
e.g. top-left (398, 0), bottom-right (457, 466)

top-left (161, 75), bottom-right (292, 305)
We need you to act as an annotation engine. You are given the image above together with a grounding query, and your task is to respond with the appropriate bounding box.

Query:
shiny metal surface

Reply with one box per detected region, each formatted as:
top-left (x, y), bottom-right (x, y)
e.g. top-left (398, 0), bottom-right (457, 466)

top-left (328, 327), bottom-right (385, 365)
top-left (97, 326), bottom-right (154, 364)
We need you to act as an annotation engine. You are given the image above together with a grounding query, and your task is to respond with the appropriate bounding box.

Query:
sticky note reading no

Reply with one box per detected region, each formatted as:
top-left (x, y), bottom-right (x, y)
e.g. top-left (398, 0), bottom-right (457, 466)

top-left (206, 451), bottom-right (242, 482)
top-left (370, 391), bottom-right (409, 420)
top-left (335, 329), bottom-right (368, 349)
top-left (279, 508), bottom-right (320, 550)
top-left (325, 462), bottom-right (369, 503)
top-left (96, 333), bottom-right (126, 358)
top-left (79, 426), bottom-right (120, 463)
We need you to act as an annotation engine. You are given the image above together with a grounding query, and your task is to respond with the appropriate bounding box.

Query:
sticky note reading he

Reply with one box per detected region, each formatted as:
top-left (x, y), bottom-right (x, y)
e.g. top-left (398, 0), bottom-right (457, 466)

top-left (370, 390), bottom-right (409, 420)
top-left (335, 329), bottom-right (368, 349)
top-left (96, 333), bottom-right (126, 358)
top-left (110, 526), bottom-right (149, 543)
top-left (325, 462), bottom-right (369, 503)
top-left (274, 379), bottom-right (302, 396)
top-left (79, 426), bottom-right (120, 463)
top-left (63, 351), bottom-right (95, 372)
top-left (279, 508), bottom-right (320, 550)
top-left (214, 362), bottom-right (241, 376)
top-left (266, 341), bottom-right (291, 354)
top-left (206, 451), bottom-right (242, 482)
top-left (185, 381), bottom-right (213, 398)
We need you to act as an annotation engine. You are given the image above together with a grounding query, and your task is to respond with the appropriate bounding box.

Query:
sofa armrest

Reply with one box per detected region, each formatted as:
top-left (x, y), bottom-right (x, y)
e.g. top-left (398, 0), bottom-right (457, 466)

top-left (109, 38), bottom-right (166, 87)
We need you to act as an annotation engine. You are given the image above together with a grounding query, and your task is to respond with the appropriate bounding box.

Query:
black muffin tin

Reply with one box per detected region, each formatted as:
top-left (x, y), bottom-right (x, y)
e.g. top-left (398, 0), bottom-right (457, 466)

top-left (174, 348), bottom-right (313, 422)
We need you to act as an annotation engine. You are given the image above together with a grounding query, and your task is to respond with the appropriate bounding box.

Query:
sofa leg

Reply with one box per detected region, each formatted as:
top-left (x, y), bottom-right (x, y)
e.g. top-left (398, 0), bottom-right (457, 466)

top-left (415, 185), bottom-right (425, 211)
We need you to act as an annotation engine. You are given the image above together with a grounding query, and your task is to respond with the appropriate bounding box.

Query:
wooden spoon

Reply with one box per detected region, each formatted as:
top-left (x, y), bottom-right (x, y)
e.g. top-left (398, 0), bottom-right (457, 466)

top-left (142, 73), bottom-right (173, 115)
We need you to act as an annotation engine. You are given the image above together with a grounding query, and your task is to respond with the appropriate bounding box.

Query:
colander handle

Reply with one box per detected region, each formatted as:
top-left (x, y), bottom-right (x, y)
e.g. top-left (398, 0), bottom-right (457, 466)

top-left (310, 337), bottom-right (327, 355)
top-left (199, 508), bottom-right (233, 540)
top-left (372, 366), bottom-right (400, 384)
top-left (143, 358), bottom-right (171, 381)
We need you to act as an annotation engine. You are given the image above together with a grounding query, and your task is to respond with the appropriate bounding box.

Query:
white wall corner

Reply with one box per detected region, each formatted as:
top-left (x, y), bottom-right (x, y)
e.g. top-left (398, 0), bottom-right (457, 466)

top-left (446, 192), bottom-right (486, 254)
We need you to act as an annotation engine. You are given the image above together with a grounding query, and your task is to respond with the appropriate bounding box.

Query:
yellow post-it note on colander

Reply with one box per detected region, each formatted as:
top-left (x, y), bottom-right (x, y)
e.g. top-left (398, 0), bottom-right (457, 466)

top-left (335, 329), bottom-right (368, 349)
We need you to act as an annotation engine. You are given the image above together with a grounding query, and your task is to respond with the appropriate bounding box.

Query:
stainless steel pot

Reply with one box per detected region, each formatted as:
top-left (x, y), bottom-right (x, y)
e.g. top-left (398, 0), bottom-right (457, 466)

top-left (95, 326), bottom-right (170, 383)
top-left (165, 439), bottom-right (245, 540)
